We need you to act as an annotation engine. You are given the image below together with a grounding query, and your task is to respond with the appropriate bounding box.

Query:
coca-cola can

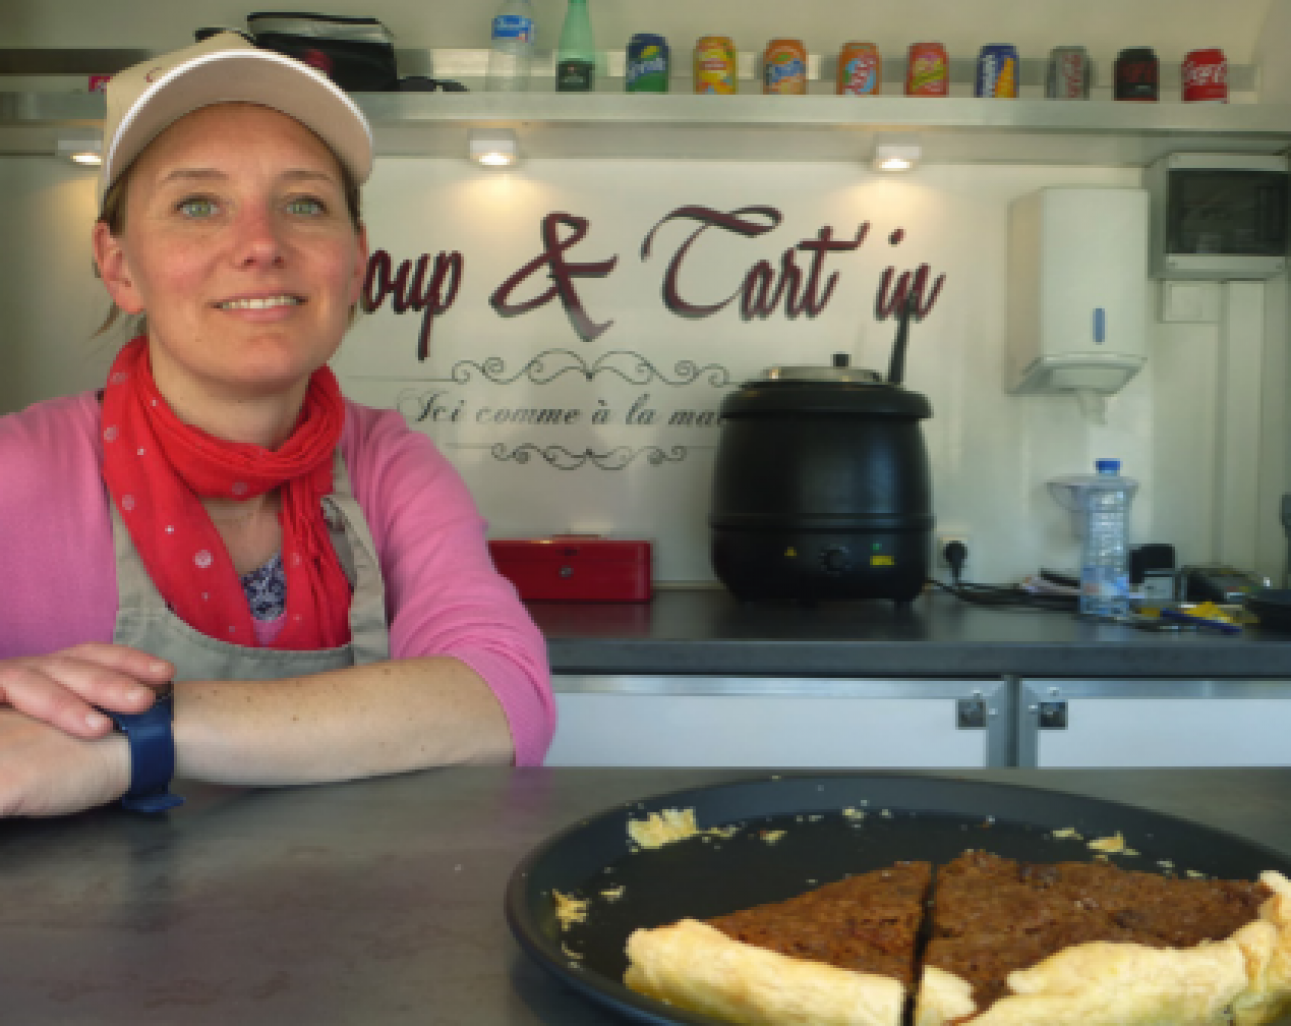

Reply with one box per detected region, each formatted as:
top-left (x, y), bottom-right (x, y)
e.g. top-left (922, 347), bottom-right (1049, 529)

top-left (1115, 47), bottom-right (1159, 100)
top-left (1183, 48), bottom-right (1228, 102)
top-left (1045, 46), bottom-right (1090, 99)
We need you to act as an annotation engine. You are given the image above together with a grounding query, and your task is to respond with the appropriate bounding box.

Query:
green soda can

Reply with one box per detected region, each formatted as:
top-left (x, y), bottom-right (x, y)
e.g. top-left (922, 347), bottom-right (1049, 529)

top-left (626, 33), bottom-right (670, 92)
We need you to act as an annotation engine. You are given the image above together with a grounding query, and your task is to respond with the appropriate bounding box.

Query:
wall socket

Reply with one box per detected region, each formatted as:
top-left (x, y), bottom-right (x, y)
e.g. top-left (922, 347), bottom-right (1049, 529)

top-left (936, 532), bottom-right (971, 570)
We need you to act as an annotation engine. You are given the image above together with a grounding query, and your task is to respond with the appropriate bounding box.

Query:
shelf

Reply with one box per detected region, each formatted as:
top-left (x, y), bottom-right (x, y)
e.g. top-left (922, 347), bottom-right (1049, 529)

top-left (4, 89), bottom-right (1290, 167)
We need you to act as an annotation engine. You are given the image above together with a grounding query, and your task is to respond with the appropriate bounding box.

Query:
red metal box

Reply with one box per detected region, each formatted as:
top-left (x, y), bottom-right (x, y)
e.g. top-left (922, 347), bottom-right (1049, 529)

top-left (488, 537), bottom-right (652, 603)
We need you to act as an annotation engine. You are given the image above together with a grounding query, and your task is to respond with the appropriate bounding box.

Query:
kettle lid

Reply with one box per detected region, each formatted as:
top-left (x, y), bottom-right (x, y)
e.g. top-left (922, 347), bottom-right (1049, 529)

top-left (761, 353), bottom-right (883, 385)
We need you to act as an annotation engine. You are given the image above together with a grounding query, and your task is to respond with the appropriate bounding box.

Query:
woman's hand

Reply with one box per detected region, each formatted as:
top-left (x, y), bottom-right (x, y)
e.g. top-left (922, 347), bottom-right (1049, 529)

top-left (0, 709), bottom-right (130, 817)
top-left (0, 645), bottom-right (174, 739)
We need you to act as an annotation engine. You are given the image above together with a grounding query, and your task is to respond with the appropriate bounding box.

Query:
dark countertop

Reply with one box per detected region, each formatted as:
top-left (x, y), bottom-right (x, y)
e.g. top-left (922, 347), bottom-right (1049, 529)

top-left (528, 588), bottom-right (1291, 678)
top-left (4, 767), bottom-right (1291, 1024)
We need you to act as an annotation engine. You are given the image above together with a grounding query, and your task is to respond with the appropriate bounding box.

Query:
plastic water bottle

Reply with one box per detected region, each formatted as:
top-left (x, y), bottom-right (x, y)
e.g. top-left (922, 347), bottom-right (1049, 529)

top-left (555, 0), bottom-right (596, 92)
top-left (486, 0), bottom-right (536, 92)
top-left (1079, 459), bottom-right (1134, 618)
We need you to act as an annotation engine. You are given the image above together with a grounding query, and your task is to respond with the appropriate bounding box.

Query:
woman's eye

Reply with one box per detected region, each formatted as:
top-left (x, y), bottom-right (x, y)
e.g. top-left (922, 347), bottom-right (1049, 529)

top-left (177, 197), bottom-right (217, 218)
top-left (287, 197), bottom-right (325, 216)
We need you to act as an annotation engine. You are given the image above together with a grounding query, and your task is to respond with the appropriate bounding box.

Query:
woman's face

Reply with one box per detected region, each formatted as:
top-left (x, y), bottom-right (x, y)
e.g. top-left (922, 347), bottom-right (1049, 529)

top-left (93, 103), bottom-right (367, 407)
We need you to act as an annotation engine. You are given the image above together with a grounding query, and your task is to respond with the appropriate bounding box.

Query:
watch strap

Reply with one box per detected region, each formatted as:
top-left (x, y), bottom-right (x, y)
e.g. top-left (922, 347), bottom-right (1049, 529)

top-left (104, 692), bottom-right (184, 813)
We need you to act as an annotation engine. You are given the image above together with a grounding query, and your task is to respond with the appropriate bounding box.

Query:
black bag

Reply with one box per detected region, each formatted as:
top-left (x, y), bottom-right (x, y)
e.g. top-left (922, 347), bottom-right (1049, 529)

top-left (245, 11), bottom-right (399, 92)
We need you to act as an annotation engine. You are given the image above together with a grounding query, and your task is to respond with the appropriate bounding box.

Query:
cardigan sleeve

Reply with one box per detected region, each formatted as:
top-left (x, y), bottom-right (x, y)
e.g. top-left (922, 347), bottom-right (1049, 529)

top-left (339, 402), bottom-right (556, 766)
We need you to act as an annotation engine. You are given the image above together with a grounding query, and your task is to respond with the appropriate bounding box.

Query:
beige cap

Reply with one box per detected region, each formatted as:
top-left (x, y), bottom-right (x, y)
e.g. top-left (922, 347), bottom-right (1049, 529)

top-left (100, 32), bottom-right (373, 202)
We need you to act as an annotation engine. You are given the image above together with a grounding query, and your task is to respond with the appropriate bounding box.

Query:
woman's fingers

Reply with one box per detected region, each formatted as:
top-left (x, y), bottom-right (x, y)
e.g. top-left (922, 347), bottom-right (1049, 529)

top-left (0, 646), bottom-right (175, 739)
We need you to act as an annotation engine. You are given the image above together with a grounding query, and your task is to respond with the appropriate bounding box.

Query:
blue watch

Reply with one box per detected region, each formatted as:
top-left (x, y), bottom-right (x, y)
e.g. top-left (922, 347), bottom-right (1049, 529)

top-left (104, 691), bottom-right (184, 813)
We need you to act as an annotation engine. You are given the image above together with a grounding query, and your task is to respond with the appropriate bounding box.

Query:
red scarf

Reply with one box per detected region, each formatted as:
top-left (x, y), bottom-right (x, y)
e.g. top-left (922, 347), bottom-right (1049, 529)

top-left (101, 338), bottom-right (351, 650)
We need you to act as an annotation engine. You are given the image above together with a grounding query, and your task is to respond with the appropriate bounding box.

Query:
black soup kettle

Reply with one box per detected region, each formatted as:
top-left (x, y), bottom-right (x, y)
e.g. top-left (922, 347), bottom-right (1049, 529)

top-left (709, 302), bottom-right (934, 603)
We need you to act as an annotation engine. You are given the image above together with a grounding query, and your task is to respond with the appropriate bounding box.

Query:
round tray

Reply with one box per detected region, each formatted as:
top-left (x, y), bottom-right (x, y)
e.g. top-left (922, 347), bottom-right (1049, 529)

top-left (505, 772), bottom-right (1291, 1026)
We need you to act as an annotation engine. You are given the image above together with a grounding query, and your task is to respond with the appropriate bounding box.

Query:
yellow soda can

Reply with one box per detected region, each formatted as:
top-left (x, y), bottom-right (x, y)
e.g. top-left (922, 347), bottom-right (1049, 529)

top-left (694, 35), bottom-right (738, 94)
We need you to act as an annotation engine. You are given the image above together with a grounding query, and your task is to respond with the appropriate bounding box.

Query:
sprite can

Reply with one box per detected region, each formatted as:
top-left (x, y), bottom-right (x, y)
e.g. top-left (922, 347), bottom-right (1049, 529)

top-left (626, 33), bottom-right (670, 92)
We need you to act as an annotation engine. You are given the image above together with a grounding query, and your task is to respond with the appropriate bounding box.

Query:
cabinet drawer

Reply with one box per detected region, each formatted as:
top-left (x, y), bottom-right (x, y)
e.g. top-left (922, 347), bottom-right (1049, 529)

top-left (548, 676), bottom-right (1007, 768)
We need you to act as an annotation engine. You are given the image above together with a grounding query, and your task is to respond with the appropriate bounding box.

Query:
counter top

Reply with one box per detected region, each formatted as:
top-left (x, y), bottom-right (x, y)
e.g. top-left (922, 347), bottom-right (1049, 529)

top-left (4, 766), bottom-right (1291, 1024)
top-left (529, 588), bottom-right (1291, 678)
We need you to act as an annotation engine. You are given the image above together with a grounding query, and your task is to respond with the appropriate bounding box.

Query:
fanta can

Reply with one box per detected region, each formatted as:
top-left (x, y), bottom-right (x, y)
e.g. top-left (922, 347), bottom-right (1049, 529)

top-left (837, 41), bottom-right (881, 94)
top-left (694, 35), bottom-right (738, 94)
top-left (906, 41), bottom-right (949, 96)
top-left (763, 38), bottom-right (808, 94)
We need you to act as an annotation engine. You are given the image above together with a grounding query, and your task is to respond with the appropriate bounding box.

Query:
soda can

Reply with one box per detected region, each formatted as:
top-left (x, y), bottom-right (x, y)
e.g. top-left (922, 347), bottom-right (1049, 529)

top-left (694, 35), bottom-right (738, 94)
top-left (763, 38), bottom-right (808, 94)
top-left (906, 41), bottom-right (949, 96)
top-left (1115, 47), bottom-right (1159, 101)
top-left (975, 44), bottom-right (1018, 97)
top-left (626, 33), bottom-right (670, 93)
top-left (1045, 46), bottom-right (1091, 99)
top-left (1182, 48), bottom-right (1228, 103)
top-left (837, 41), bottom-right (881, 95)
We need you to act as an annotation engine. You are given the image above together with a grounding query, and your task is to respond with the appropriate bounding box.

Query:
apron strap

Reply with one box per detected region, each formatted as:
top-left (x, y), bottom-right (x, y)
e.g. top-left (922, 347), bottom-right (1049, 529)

top-left (324, 451), bottom-right (391, 665)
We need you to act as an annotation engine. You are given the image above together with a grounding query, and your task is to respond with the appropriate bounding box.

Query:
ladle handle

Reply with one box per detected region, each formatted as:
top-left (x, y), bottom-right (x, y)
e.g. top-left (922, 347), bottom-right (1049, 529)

top-left (887, 291), bottom-right (917, 385)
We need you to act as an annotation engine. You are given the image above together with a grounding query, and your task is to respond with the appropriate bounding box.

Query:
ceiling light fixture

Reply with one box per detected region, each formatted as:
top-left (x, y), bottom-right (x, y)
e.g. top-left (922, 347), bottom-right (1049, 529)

top-left (872, 136), bottom-right (922, 173)
top-left (469, 128), bottom-right (520, 168)
top-left (56, 137), bottom-right (103, 166)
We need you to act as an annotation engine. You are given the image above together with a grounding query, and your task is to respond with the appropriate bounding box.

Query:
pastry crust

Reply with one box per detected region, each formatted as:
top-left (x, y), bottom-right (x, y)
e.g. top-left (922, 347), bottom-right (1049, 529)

top-left (1234, 871), bottom-right (1291, 1025)
top-left (915, 870), bottom-right (1291, 1026)
top-left (625, 918), bottom-right (905, 1026)
top-left (916, 941), bottom-right (1249, 1026)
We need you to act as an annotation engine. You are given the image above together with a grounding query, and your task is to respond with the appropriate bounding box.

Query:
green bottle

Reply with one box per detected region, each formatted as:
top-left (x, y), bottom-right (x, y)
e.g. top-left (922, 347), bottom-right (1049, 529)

top-left (556, 0), bottom-right (596, 92)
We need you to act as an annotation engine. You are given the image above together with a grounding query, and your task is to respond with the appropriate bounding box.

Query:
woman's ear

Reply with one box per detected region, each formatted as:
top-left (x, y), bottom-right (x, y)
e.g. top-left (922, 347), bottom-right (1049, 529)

top-left (92, 221), bottom-right (145, 315)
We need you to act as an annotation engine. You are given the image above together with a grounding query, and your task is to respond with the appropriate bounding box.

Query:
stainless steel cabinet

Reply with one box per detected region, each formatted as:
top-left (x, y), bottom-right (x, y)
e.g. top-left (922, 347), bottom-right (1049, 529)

top-left (1016, 678), bottom-right (1291, 768)
top-left (549, 676), bottom-right (1009, 768)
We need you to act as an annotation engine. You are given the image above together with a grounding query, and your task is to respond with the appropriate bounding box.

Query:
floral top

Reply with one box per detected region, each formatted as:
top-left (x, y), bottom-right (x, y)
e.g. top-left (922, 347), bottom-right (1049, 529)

top-left (240, 554), bottom-right (287, 622)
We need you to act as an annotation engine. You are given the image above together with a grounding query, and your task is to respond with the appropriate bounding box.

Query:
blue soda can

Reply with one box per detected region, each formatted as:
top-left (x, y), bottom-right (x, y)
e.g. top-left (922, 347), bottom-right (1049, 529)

top-left (626, 33), bottom-right (670, 93)
top-left (975, 44), bottom-right (1019, 97)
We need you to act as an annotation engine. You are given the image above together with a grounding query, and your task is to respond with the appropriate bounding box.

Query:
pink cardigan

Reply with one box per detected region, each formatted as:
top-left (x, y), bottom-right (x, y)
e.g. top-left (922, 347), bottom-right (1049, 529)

top-left (0, 392), bottom-right (555, 766)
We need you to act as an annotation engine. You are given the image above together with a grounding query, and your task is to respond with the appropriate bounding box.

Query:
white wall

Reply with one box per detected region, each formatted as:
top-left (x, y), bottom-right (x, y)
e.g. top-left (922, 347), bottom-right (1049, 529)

top-left (0, 0), bottom-right (1272, 63)
top-left (1, 0), bottom-right (1287, 587)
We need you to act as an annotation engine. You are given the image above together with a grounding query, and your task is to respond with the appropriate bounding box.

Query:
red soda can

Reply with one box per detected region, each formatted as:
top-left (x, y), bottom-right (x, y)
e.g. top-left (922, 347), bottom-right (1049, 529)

top-left (906, 41), bottom-right (949, 96)
top-left (1183, 48), bottom-right (1228, 102)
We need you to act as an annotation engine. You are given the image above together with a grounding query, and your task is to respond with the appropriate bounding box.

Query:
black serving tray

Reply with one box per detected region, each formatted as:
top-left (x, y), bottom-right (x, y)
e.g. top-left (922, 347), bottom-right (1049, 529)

top-left (505, 772), bottom-right (1291, 1026)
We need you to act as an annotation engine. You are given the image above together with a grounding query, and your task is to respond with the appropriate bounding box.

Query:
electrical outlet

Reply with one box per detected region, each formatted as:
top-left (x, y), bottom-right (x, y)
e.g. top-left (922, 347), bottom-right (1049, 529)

top-left (937, 532), bottom-right (971, 570)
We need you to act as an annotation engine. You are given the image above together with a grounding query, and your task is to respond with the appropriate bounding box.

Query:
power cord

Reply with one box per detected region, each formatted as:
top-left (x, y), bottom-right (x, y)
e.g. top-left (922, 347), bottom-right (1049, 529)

top-left (933, 539), bottom-right (1078, 612)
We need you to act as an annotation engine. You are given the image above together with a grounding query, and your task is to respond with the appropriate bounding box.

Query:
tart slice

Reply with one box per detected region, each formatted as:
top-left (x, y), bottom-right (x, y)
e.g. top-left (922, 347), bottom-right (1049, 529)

top-left (916, 850), bottom-right (1291, 1026)
top-left (625, 861), bottom-right (932, 1026)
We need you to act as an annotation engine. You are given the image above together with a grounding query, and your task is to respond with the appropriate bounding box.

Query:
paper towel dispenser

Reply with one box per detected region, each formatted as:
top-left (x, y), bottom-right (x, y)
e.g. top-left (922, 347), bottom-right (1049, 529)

top-left (1006, 186), bottom-right (1149, 397)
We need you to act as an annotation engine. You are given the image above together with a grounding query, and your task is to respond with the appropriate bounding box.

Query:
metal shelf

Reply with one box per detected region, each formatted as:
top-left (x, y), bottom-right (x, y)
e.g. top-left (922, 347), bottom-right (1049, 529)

top-left (5, 89), bottom-right (1290, 167)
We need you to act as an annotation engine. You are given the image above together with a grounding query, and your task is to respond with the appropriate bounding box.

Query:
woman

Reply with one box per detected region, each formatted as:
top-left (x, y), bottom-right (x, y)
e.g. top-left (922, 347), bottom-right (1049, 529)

top-left (0, 34), bottom-right (555, 816)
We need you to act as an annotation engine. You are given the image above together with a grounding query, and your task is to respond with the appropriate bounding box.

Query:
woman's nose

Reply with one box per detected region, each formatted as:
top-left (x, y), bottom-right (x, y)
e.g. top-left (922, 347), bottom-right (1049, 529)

top-left (232, 206), bottom-right (287, 268)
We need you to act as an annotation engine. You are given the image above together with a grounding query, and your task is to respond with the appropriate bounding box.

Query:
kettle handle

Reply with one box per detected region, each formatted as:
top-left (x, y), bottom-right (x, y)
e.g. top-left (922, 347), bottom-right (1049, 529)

top-left (886, 291), bottom-right (918, 385)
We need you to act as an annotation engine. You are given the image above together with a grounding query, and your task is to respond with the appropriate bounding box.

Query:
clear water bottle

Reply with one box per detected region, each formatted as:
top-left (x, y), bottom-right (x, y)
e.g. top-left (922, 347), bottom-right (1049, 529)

top-left (556, 0), bottom-right (596, 92)
top-left (1079, 459), bottom-right (1134, 618)
top-left (486, 0), bottom-right (536, 92)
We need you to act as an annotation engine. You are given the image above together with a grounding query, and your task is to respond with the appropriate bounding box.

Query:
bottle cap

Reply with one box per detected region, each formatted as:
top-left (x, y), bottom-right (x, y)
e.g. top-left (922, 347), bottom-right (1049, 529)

top-left (1096, 458), bottom-right (1121, 474)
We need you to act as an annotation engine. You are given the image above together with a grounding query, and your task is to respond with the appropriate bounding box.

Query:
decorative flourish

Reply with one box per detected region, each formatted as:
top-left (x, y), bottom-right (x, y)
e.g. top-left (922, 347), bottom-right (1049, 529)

top-left (435, 349), bottom-right (731, 388)
top-left (451, 443), bottom-right (707, 470)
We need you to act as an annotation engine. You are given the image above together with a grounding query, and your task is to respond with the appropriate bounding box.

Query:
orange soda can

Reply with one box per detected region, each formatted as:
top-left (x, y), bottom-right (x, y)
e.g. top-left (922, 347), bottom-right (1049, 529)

top-left (694, 35), bottom-right (738, 94)
top-left (763, 38), bottom-right (809, 94)
top-left (838, 41), bottom-right (881, 94)
top-left (906, 41), bottom-right (949, 96)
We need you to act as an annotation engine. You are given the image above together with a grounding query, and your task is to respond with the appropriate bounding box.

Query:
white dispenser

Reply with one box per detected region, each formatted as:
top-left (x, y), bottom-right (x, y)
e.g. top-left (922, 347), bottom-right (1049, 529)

top-left (1006, 187), bottom-right (1149, 411)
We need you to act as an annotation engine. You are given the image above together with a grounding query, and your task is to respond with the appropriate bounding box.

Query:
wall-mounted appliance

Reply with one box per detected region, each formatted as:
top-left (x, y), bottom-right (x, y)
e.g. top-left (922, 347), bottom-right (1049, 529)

top-left (1006, 187), bottom-right (1149, 400)
top-left (1145, 152), bottom-right (1289, 280)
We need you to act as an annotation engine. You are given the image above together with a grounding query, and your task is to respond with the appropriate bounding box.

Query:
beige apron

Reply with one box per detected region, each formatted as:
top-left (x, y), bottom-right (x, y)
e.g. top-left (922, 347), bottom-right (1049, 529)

top-left (110, 451), bottom-right (390, 680)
